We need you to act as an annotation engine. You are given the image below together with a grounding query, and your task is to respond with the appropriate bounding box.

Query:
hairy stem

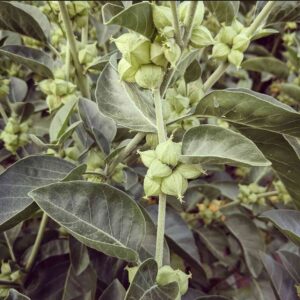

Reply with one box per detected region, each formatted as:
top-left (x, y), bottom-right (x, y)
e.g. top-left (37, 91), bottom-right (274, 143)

top-left (4, 232), bottom-right (16, 262)
top-left (203, 62), bottom-right (228, 92)
top-left (257, 190), bottom-right (278, 198)
top-left (81, 15), bottom-right (89, 44)
top-left (58, 1), bottom-right (90, 98)
top-left (182, 1), bottom-right (198, 47)
top-left (153, 89), bottom-right (167, 268)
top-left (65, 41), bottom-right (71, 81)
top-left (25, 213), bottom-right (48, 272)
top-left (170, 1), bottom-right (182, 47)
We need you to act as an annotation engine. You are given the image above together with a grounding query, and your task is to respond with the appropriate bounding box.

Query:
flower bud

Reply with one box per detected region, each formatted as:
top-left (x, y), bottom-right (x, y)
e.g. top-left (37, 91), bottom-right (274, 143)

top-left (155, 139), bottom-right (181, 167)
top-left (163, 39), bottom-right (181, 67)
top-left (86, 149), bottom-right (105, 170)
top-left (139, 149), bottom-right (157, 168)
top-left (118, 58), bottom-right (138, 82)
top-left (144, 176), bottom-right (162, 197)
top-left (179, 1), bottom-right (204, 27)
top-left (0, 79), bottom-right (9, 98)
top-left (65, 146), bottom-right (80, 161)
top-left (151, 42), bottom-right (168, 67)
top-left (46, 95), bottom-right (61, 112)
top-left (152, 5), bottom-right (172, 31)
top-left (161, 171), bottom-right (188, 201)
top-left (147, 159), bottom-right (172, 178)
top-left (176, 163), bottom-right (203, 179)
top-left (135, 64), bottom-right (164, 90)
top-left (232, 33), bottom-right (250, 52)
top-left (211, 42), bottom-right (230, 61)
top-left (78, 43), bottom-right (98, 65)
top-left (182, 117), bottom-right (200, 130)
top-left (228, 49), bottom-right (244, 68)
top-left (217, 26), bottom-right (237, 45)
top-left (112, 166), bottom-right (124, 184)
top-left (190, 25), bottom-right (214, 48)
top-left (156, 265), bottom-right (191, 296)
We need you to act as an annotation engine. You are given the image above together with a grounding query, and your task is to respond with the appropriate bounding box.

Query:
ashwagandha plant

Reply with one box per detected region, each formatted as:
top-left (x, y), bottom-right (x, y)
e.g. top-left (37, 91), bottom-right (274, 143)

top-left (1, 1), bottom-right (300, 299)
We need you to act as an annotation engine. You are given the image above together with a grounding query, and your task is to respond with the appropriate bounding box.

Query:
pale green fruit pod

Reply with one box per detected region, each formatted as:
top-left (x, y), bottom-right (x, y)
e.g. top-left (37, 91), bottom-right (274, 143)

top-left (211, 42), bottom-right (230, 60)
top-left (155, 139), bottom-right (181, 167)
top-left (228, 49), bottom-right (244, 68)
top-left (231, 19), bottom-right (244, 34)
top-left (144, 175), bottom-right (162, 196)
top-left (86, 149), bottom-right (105, 170)
top-left (151, 42), bottom-right (168, 67)
top-left (118, 58), bottom-right (138, 82)
top-left (161, 171), bottom-right (188, 201)
top-left (112, 168), bottom-right (124, 184)
top-left (179, 1), bottom-right (204, 27)
top-left (163, 39), bottom-right (181, 67)
top-left (217, 26), bottom-right (237, 45)
top-left (39, 79), bottom-right (53, 95)
top-left (113, 33), bottom-right (139, 54)
top-left (135, 64), bottom-right (164, 90)
top-left (139, 149), bottom-right (157, 168)
top-left (53, 79), bottom-right (77, 96)
top-left (146, 133), bottom-right (159, 148)
top-left (156, 265), bottom-right (191, 296)
top-left (232, 33), bottom-right (250, 52)
top-left (65, 146), bottom-right (80, 161)
top-left (152, 5), bottom-right (172, 31)
top-left (147, 159), bottom-right (172, 178)
top-left (78, 43), bottom-right (98, 65)
top-left (190, 25), bottom-right (215, 48)
top-left (182, 117), bottom-right (200, 130)
top-left (160, 26), bottom-right (175, 39)
top-left (123, 37), bottom-right (151, 66)
top-left (46, 95), bottom-right (61, 112)
top-left (170, 95), bottom-right (190, 113)
top-left (176, 163), bottom-right (203, 179)
top-left (5, 120), bottom-right (20, 134)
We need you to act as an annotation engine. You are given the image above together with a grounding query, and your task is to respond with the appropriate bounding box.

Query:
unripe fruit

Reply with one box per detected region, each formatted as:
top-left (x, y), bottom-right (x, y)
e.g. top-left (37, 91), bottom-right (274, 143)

top-left (161, 171), bottom-right (188, 201)
top-left (176, 163), bottom-right (203, 179)
top-left (118, 58), bottom-right (138, 82)
top-left (179, 1), bottom-right (204, 27)
top-left (123, 38), bottom-right (151, 67)
top-left (156, 265), bottom-right (191, 297)
top-left (139, 149), bottom-right (157, 168)
top-left (190, 25), bottom-right (215, 48)
top-left (211, 42), bottom-right (230, 60)
top-left (147, 159), bottom-right (172, 178)
top-left (151, 42), bottom-right (168, 67)
top-left (78, 43), bottom-right (98, 65)
top-left (155, 139), bottom-right (181, 167)
top-left (144, 176), bottom-right (162, 197)
top-left (217, 26), bottom-right (237, 45)
top-left (232, 33), bottom-right (250, 52)
top-left (163, 39), bottom-right (181, 67)
top-left (113, 33), bottom-right (137, 54)
top-left (228, 49), bottom-right (244, 68)
top-left (231, 19), bottom-right (244, 34)
top-left (169, 95), bottom-right (190, 113)
top-left (135, 64), bottom-right (164, 90)
top-left (39, 79), bottom-right (53, 95)
top-left (152, 5), bottom-right (172, 31)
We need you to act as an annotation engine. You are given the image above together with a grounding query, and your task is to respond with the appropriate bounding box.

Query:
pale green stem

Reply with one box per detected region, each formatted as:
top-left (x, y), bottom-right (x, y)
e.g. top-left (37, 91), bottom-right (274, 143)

top-left (170, 1), bottom-right (182, 47)
top-left (58, 1), bottom-right (90, 98)
top-left (182, 1), bottom-right (198, 47)
top-left (65, 41), bottom-right (71, 81)
top-left (25, 213), bottom-right (48, 272)
top-left (153, 89), bottom-right (167, 268)
top-left (4, 233), bottom-right (16, 262)
top-left (203, 62), bottom-right (228, 92)
top-left (247, 1), bottom-right (276, 37)
top-left (81, 15), bottom-right (89, 44)
top-left (257, 190), bottom-right (278, 198)
top-left (0, 104), bottom-right (8, 123)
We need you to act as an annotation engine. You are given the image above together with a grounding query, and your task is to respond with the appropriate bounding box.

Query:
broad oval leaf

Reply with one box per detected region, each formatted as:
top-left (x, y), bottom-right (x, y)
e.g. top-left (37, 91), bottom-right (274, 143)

top-left (241, 57), bottom-right (289, 78)
top-left (102, 2), bottom-right (156, 39)
top-left (0, 45), bottom-right (54, 78)
top-left (260, 209), bottom-right (300, 246)
top-left (181, 125), bottom-right (270, 167)
top-left (278, 251), bottom-right (300, 283)
top-left (95, 61), bottom-right (156, 133)
top-left (195, 89), bottom-right (300, 138)
top-left (125, 258), bottom-right (179, 300)
top-left (99, 279), bottom-right (126, 300)
top-left (225, 214), bottom-right (265, 278)
top-left (0, 1), bottom-right (50, 42)
top-left (8, 77), bottom-right (28, 103)
top-left (281, 83), bottom-right (300, 103)
top-left (29, 181), bottom-right (146, 262)
top-left (0, 155), bottom-right (75, 232)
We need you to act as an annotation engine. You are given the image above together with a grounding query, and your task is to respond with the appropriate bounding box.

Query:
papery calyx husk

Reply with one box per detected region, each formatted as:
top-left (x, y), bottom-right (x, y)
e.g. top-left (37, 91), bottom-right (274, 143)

top-left (231, 19), bottom-right (244, 34)
top-left (147, 159), bottom-right (172, 178)
top-left (155, 138), bottom-right (182, 167)
top-left (78, 43), bottom-right (98, 65)
top-left (135, 64), bottom-right (164, 90)
top-left (151, 42), bottom-right (168, 67)
top-left (139, 149), bottom-right (157, 168)
top-left (190, 25), bottom-right (215, 48)
top-left (228, 49), bottom-right (244, 68)
top-left (163, 39), bottom-right (181, 66)
top-left (156, 265), bottom-right (191, 296)
top-left (176, 163), bottom-right (203, 179)
top-left (217, 26), bottom-right (237, 45)
top-left (211, 42), bottom-right (230, 60)
top-left (179, 1), bottom-right (205, 27)
top-left (118, 58), bottom-right (138, 82)
top-left (232, 33), bottom-right (250, 52)
top-left (161, 170), bottom-right (188, 201)
top-left (144, 175), bottom-right (162, 197)
top-left (152, 4), bottom-right (173, 31)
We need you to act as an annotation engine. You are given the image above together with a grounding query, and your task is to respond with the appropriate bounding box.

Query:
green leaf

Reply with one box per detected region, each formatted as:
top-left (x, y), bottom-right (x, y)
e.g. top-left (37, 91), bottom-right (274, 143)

top-left (278, 251), bottom-right (300, 283)
top-left (78, 97), bottom-right (117, 154)
top-left (181, 125), bottom-right (270, 167)
top-left (49, 98), bottom-right (77, 143)
top-left (241, 57), bottom-right (289, 78)
top-left (194, 88), bottom-right (300, 138)
top-left (261, 253), bottom-right (298, 300)
top-left (5, 289), bottom-right (30, 300)
top-left (204, 1), bottom-right (239, 25)
top-left (266, 1), bottom-right (300, 25)
top-left (260, 210), bottom-right (300, 246)
top-left (102, 2), bottom-right (156, 39)
top-left (225, 214), bottom-right (265, 277)
top-left (184, 59), bottom-right (201, 84)
top-left (0, 1), bottom-right (50, 42)
top-left (125, 258), bottom-right (179, 300)
top-left (29, 181), bottom-right (146, 262)
top-left (0, 155), bottom-right (75, 232)
top-left (95, 60), bottom-right (156, 133)
top-left (8, 77), bottom-right (28, 103)
top-left (281, 83), bottom-right (300, 103)
top-left (236, 126), bottom-right (300, 207)
top-left (0, 45), bottom-right (54, 78)
top-left (69, 237), bottom-right (90, 276)
top-left (99, 279), bottom-right (126, 300)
